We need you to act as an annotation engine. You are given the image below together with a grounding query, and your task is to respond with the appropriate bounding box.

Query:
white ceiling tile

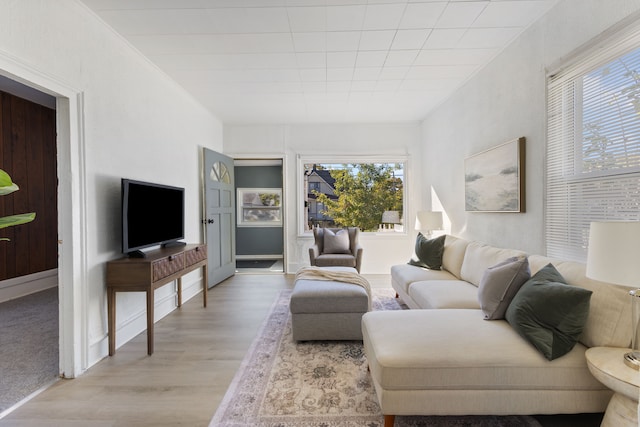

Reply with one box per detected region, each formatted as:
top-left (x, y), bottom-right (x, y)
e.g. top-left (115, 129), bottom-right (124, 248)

top-left (303, 81), bottom-right (327, 92)
top-left (293, 32), bottom-right (326, 52)
top-left (359, 30), bottom-right (395, 51)
top-left (356, 51), bottom-right (388, 67)
top-left (423, 28), bottom-right (466, 48)
top-left (327, 67), bottom-right (354, 80)
top-left (473, 1), bottom-right (554, 28)
top-left (405, 65), bottom-right (476, 80)
top-left (207, 8), bottom-right (290, 33)
top-left (435, 2), bottom-right (488, 28)
top-left (287, 6), bottom-right (327, 32)
top-left (327, 81), bottom-right (352, 91)
top-left (327, 51), bottom-right (357, 67)
top-left (457, 27), bottom-right (521, 48)
top-left (375, 80), bottom-right (401, 91)
top-left (414, 48), bottom-right (497, 65)
top-left (379, 66), bottom-right (409, 80)
top-left (399, 3), bottom-right (447, 29)
top-left (97, 9), bottom-right (215, 35)
top-left (300, 68), bottom-right (327, 81)
top-left (390, 29), bottom-right (430, 50)
top-left (296, 52), bottom-right (327, 67)
top-left (327, 31), bottom-right (361, 51)
top-left (326, 0), bottom-right (366, 5)
top-left (384, 50), bottom-right (418, 66)
top-left (240, 53), bottom-right (299, 68)
top-left (350, 81), bottom-right (376, 91)
top-left (363, 4), bottom-right (405, 30)
top-left (353, 67), bottom-right (381, 80)
top-left (326, 5), bottom-right (366, 31)
top-left (218, 33), bottom-right (294, 54)
top-left (81, 0), bottom-right (562, 123)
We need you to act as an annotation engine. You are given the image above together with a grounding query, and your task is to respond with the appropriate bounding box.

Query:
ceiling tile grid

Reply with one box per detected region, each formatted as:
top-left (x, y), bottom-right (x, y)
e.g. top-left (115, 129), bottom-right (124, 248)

top-left (80, 0), bottom-right (559, 123)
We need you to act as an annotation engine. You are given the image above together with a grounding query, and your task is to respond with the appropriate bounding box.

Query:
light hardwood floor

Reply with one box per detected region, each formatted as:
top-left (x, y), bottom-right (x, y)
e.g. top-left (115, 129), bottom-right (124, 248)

top-left (0, 273), bottom-right (601, 427)
top-left (0, 273), bottom-right (389, 427)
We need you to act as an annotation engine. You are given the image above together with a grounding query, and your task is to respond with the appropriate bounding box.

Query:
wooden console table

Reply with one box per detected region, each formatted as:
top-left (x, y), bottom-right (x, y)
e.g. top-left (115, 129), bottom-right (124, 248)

top-left (106, 244), bottom-right (208, 356)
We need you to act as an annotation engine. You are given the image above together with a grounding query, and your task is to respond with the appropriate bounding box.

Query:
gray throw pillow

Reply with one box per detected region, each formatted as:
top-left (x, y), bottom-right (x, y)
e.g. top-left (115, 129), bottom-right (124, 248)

top-left (505, 263), bottom-right (592, 361)
top-left (478, 256), bottom-right (530, 320)
top-left (323, 229), bottom-right (351, 254)
top-left (408, 233), bottom-right (445, 270)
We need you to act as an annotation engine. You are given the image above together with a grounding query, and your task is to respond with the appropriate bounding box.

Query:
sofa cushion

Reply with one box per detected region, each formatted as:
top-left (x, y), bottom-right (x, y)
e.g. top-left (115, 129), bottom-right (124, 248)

top-left (441, 235), bottom-right (470, 279)
top-left (315, 254), bottom-right (356, 268)
top-left (506, 264), bottom-right (592, 361)
top-left (323, 228), bottom-right (351, 254)
top-left (477, 256), bottom-right (530, 320)
top-left (409, 280), bottom-right (480, 309)
top-left (528, 255), bottom-right (632, 349)
top-left (390, 264), bottom-right (457, 296)
top-left (362, 310), bottom-right (604, 392)
top-left (460, 242), bottom-right (528, 287)
top-left (408, 233), bottom-right (445, 270)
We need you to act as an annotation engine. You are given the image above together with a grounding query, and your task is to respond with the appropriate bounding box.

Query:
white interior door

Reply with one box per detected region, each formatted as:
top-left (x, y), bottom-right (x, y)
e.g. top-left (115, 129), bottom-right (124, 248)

top-left (203, 148), bottom-right (235, 287)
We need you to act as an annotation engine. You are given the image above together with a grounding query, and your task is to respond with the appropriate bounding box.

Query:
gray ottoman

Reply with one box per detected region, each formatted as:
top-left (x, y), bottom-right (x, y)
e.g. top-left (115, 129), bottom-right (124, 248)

top-left (290, 267), bottom-right (369, 341)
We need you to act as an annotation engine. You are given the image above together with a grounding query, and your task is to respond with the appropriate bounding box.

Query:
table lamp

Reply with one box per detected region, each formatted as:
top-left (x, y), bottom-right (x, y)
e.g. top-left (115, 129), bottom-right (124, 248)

top-left (414, 211), bottom-right (443, 238)
top-left (586, 221), bottom-right (640, 369)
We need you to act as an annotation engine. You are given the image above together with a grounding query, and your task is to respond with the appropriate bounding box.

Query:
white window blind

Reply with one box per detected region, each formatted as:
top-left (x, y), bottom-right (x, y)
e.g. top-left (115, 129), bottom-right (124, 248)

top-left (546, 27), bottom-right (640, 262)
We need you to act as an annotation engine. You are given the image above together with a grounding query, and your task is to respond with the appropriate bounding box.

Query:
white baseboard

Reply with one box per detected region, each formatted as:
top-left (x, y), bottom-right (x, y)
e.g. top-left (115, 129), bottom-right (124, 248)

top-left (0, 269), bottom-right (58, 303)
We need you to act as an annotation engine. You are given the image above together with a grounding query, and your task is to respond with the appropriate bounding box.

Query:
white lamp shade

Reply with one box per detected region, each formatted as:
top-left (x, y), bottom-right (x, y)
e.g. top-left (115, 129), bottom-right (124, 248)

top-left (586, 221), bottom-right (640, 287)
top-left (381, 210), bottom-right (401, 224)
top-left (415, 211), bottom-right (443, 231)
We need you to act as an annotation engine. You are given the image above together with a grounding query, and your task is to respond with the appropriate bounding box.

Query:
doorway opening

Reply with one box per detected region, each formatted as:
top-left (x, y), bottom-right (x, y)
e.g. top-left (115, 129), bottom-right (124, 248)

top-left (234, 158), bottom-right (285, 274)
top-left (0, 76), bottom-right (59, 415)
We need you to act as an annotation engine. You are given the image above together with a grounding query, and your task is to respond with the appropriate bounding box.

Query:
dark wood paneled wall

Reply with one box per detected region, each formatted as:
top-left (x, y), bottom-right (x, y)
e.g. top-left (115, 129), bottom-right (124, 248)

top-left (0, 90), bottom-right (57, 280)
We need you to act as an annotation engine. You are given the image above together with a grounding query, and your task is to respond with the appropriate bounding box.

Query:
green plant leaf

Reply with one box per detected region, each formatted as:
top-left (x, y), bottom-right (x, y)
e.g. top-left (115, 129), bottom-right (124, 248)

top-left (0, 213), bottom-right (36, 229)
top-left (0, 168), bottom-right (19, 196)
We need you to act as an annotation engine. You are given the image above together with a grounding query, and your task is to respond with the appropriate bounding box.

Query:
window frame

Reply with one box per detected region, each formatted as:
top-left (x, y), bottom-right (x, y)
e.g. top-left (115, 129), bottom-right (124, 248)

top-left (545, 20), bottom-right (640, 261)
top-left (297, 154), bottom-right (409, 236)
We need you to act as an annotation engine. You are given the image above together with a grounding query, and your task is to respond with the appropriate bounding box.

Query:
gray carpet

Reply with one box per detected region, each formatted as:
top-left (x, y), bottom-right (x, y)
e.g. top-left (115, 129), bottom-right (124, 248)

top-left (0, 287), bottom-right (59, 413)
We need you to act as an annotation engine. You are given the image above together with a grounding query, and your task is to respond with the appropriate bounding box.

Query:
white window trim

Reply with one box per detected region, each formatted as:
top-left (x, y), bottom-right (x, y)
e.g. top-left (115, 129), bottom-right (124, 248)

top-left (297, 154), bottom-right (409, 236)
top-left (545, 18), bottom-right (640, 262)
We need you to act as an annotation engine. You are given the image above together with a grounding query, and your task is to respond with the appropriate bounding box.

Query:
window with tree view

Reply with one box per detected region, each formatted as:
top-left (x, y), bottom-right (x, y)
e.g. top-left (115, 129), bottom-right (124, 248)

top-left (546, 35), bottom-right (640, 261)
top-left (302, 162), bottom-right (404, 232)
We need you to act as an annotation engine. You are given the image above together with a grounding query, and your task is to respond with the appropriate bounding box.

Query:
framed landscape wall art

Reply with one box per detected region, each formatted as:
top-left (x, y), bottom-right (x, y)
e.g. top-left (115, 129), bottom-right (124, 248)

top-left (465, 137), bottom-right (526, 213)
top-left (237, 188), bottom-right (282, 227)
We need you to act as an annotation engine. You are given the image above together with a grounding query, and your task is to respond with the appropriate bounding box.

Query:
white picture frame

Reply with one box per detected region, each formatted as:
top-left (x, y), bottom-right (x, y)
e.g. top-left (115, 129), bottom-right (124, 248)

top-left (237, 188), bottom-right (282, 227)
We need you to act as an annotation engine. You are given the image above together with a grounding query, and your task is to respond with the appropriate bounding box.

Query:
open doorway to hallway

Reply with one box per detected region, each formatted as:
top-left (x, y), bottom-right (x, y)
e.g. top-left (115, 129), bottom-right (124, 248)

top-left (0, 77), bottom-right (59, 415)
top-left (234, 158), bottom-right (285, 274)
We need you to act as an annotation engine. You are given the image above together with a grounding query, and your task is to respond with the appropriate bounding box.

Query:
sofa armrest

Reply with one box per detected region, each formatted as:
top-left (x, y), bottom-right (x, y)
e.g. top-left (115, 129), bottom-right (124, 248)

top-left (354, 244), bottom-right (363, 272)
top-left (309, 244), bottom-right (320, 266)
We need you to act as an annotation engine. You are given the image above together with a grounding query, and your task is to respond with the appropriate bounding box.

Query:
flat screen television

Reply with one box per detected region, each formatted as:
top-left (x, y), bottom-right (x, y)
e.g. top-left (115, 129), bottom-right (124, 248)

top-left (121, 178), bottom-right (185, 257)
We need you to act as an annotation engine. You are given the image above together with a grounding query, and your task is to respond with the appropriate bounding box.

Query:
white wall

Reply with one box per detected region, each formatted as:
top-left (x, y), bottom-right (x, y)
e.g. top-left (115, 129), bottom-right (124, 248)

top-left (0, 0), bottom-right (223, 370)
top-left (224, 123), bottom-right (422, 274)
top-left (420, 0), bottom-right (640, 255)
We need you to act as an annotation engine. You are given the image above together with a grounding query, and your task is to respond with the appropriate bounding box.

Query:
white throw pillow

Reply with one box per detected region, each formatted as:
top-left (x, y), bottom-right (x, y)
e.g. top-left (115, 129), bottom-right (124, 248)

top-left (323, 229), bottom-right (351, 254)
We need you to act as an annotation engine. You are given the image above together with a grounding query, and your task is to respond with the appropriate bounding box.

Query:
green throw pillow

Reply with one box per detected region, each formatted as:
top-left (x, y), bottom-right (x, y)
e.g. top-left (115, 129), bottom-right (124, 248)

top-left (505, 263), bottom-right (592, 361)
top-left (408, 233), bottom-right (445, 270)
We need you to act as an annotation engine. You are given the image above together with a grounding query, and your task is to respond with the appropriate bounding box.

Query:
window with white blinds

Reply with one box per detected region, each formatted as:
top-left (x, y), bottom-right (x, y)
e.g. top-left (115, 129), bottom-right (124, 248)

top-left (546, 27), bottom-right (640, 262)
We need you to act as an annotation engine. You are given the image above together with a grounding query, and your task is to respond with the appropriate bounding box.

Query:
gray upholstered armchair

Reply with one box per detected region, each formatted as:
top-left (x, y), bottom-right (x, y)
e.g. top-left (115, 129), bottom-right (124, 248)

top-left (308, 227), bottom-right (363, 272)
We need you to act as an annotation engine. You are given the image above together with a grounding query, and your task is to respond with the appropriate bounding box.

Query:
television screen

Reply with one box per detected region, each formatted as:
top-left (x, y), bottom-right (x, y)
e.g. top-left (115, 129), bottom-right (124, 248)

top-left (122, 179), bottom-right (185, 255)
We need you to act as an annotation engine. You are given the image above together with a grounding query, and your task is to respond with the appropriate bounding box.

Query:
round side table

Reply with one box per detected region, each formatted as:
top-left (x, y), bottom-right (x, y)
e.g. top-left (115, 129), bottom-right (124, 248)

top-left (585, 347), bottom-right (640, 427)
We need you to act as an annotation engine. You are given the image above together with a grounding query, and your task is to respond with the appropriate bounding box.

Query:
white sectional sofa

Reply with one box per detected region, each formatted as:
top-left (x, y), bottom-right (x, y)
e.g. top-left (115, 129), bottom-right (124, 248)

top-left (362, 235), bottom-right (632, 427)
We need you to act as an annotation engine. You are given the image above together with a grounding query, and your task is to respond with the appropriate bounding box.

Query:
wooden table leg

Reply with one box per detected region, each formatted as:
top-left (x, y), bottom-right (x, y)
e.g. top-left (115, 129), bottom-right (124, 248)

top-left (202, 264), bottom-right (208, 307)
top-left (177, 277), bottom-right (182, 307)
top-left (146, 289), bottom-right (154, 355)
top-left (108, 287), bottom-right (116, 356)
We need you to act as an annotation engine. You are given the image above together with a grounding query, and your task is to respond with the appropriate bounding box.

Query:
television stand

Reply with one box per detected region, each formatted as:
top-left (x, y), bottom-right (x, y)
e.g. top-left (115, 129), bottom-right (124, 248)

top-left (106, 244), bottom-right (207, 356)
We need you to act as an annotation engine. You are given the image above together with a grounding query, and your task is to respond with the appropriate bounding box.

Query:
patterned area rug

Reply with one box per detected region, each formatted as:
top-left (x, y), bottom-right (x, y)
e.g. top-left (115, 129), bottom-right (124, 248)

top-left (210, 289), bottom-right (542, 427)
